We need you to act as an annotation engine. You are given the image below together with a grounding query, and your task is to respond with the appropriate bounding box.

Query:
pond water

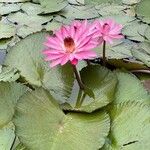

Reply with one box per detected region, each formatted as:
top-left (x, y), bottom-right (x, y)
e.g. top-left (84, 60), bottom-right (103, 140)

top-left (0, 51), bottom-right (6, 64)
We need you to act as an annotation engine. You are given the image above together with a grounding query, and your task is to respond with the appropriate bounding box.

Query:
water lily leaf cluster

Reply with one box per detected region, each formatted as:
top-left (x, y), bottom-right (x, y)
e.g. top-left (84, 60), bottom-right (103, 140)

top-left (0, 0), bottom-right (150, 149)
top-left (0, 31), bottom-right (149, 149)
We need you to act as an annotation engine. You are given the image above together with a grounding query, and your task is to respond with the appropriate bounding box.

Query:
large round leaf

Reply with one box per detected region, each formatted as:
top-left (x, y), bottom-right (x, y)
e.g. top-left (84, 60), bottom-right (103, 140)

top-left (0, 22), bottom-right (16, 39)
top-left (4, 32), bottom-right (75, 103)
top-left (114, 71), bottom-right (150, 104)
top-left (62, 65), bottom-right (117, 112)
top-left (14, 88), bottom-right (110, 150)
top-left (102, 102), bottom-right (150, 150)
top-left (0, 82), bottom-right (27, 126)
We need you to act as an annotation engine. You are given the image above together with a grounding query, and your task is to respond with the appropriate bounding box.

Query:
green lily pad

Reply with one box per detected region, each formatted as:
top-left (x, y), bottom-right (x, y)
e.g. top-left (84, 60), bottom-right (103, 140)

top-left (145, 26), bottom-right (150, 40)
top-left (85, 0), bottom-right (121, 5)
top-left (44, 21), bottom-right (62, 32)
top-left (5, 32), bottom-right (75, 103)
top-left (0, 82), bottom-right (27, 126)
top-left (114, 71), bottom-right (150, 104)
top-left (59, 4), bottom-right (99, 19)
top-left (95, 39), bottom-right (134, 60)
top-left (14, 88), bottom-right (110, 150)
top-left (17, 25), bottom-right (43, 38)
top-left (39, 0), bottom-right (68, 14)
top-left (0, 66), bottom-right (20, 82)
top-left (96, 3), bottom-right (126, 16)
top-left (122, 0), bottom-right (141, 5)
top-left (0, 22), bottom-right (16, 39)
top-left (21, 2), bottom-right (43, 15)
top-left (7, 12), bottom-right (53, 28)
top-left (136, 0), bottom-right (150, 23)
top-left (0, 122), bottom-right (15, 150)
top-left (68, 0), bottom-right (84, 5)
top-left (132, 42), bottom-right (150, 67)
top-left (14, 143), bottom-right (28, 150)
top-left (0, 3), bottom-right (21, 15)
top-left (100, 15), bottom-right (135, 26)
top-left (102, 102), bottom-right (150, 150)
top-left (122, 21), bottom-right (148, 42)
top-left (0, 0), bottom-right (29, 2)
top-left (136, 0), bottom-right (150, 17)
top-left (62, 65), bottom-right (117, 112)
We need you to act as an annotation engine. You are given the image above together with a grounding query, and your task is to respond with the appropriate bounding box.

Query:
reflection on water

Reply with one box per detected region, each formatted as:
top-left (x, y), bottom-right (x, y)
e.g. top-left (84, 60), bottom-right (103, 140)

top-left (0, 51), bottom-right (6, 64)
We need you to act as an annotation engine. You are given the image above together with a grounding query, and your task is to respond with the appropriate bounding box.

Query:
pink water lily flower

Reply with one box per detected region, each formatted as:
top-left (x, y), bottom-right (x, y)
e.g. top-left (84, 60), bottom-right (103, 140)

top-left (93, 19), bottom-right (124, 44)
top-left (43, 20), bottom-right (98, 67)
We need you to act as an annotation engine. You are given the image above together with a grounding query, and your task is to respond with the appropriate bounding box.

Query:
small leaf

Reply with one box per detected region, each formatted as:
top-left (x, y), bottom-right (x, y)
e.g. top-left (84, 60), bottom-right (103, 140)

top-left (0, 3), bottom-right (21, 15)
top-left (132, 42), bottom-right (150, 67)
top-left (14, 88), bottom-right (110, 150)
top-left (0, 21), bottom-right (16, 39)
top-left (39, 0), bottom-right (68, 14)
top-left (7, 12), bottom-right (53, 28)
top-left (0, 122), bottom-right (15, 150)
top-left (0, 66), bottom-right (20, 82)
top-left (59, 4), bottom-right (99, 19)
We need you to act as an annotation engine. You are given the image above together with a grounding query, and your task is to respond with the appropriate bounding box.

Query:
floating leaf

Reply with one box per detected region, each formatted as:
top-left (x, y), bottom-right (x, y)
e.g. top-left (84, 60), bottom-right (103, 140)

top-left (59, 4), bottom-right (99, 19)
top-left (102, 102), bottom-right (150, 150)
top-left (0, 3), bottom-right (21, 15)
top-left (94, 39), bottom-right (134, 59)
top-left (96, 3), bottom-right (125, 16)
top-left (39, 0), bottom-right (68, 14)
top-left (85, 0), bottom-right (121, 5)
top-left (7, 12), bottom-right (53, 28)
top-left (114, 71), bottom-right (150, 104)
top-left (0, 67), bottom-right (20, 82)
top-left (132, 42), bottom-right (150, 67)
top-left (68, 0), bottom-right (84, 5)
top-left (17, 25), bottom-right (43, 38)
top-left (0, 122), bottom-right (15, 150)
top-left (62, 65), bottom-right (117, 112)
top-left (122, 0), bottom-right (141, 5)
top-left (44, 21), bottom-right (62, 32)
top-left (0, 0), bottom-right (29, 2)
top-left (122, 21), bottom-right (148, 42)
top-left (0, 21), bottom-right (16, 39)
top-left (136, 0), bottom-right (150, 17)
top-left (21, 2), bottom-right (43, 15)
top-left (136, 0), bottom-right (150, 23)
top-left (0, 82), bottom-right (27, 126)
top-left (14, 88), bottom-right (110, 150)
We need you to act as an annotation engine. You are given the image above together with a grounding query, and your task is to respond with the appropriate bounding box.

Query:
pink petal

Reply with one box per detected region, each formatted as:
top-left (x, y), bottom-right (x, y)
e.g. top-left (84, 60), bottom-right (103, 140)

top-left (75, 50), bottom-right (97, 59)
top-left (50, 58), bottom-right (62, 67)
top-left (44, 53), bottom-right (65, 61)
top-left (110, 34), bottom-right (124, 39)
top-left (103, 36), bottom-right (113, 44)
top-left (60, 55), bottom-right (69, 65)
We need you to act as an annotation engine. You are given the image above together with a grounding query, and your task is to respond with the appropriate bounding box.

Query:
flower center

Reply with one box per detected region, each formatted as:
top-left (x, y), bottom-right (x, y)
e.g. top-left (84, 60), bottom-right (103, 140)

top-left (102, 23), bottom-right (110, 33)
top-left (64, 37), bottom-right (75, 53)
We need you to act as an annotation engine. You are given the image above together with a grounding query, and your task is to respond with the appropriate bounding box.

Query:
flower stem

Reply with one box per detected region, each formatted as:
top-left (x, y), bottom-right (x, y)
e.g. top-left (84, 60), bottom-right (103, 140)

top-left (102, 41), bottom-right (106, 66)
top-left (72, 65), bottom-right (84, 90)
top-left (86, 60), bottom-right (91, 66)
